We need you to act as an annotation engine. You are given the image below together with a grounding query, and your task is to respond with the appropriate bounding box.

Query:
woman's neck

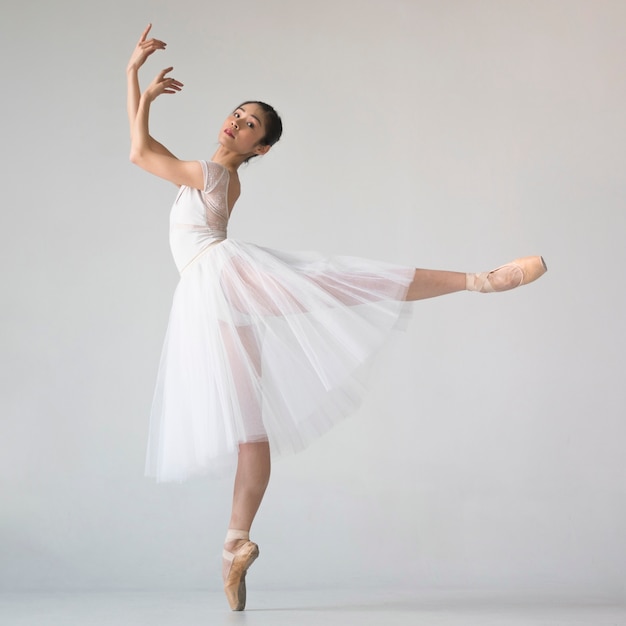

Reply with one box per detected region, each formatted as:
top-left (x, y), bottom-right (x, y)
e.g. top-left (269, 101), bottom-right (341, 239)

top-left (211, 146), bottom-right (250, 172)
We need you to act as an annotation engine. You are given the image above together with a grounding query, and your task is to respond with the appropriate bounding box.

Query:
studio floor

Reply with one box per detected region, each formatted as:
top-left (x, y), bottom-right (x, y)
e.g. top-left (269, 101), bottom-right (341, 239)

top-left (1, 590), bottom-right (625, 626)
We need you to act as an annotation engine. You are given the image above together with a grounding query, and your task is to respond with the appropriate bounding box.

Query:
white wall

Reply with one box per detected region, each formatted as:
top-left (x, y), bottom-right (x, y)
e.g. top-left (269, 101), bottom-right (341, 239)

top-left (1, 0), bottom-right (625, 596)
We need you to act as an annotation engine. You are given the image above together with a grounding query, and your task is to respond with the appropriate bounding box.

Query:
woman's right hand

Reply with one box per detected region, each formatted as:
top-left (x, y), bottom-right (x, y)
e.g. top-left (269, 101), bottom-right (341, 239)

top-left (142, 67), bottom-right (184, 102)
top-left (127, 24), bottom-right (166, 73)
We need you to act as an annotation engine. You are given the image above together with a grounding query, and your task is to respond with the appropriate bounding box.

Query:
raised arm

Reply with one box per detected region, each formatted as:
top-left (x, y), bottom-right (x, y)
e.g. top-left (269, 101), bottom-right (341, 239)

top-left (130, 67), bottom-right (203, 189)
top-left (126, 24), bottom-right (179, 161)
top-left (127, 26), bottom-right (203, 189)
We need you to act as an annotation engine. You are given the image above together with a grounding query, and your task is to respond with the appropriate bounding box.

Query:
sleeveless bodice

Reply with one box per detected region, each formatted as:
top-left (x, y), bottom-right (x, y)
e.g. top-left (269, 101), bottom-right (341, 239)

top-left (169, 160), bottom-right (230, 272)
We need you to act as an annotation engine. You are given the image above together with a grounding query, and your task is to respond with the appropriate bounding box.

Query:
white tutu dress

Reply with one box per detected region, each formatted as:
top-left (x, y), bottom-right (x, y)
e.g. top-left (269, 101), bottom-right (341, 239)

top-left (146, 160), bottom-right (416, 482)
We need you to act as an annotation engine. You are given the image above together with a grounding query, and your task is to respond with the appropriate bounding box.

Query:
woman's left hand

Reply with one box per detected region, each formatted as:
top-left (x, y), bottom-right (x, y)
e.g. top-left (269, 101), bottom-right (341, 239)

top-left (143, 67), bottom-right (184, 101)
top-left (127, 24), bottom-right (167, 72)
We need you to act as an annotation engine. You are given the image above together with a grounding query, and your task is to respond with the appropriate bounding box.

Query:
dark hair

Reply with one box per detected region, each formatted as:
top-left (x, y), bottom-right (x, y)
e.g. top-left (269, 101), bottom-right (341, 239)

top-left (236, 101), bottom-right (283, 161)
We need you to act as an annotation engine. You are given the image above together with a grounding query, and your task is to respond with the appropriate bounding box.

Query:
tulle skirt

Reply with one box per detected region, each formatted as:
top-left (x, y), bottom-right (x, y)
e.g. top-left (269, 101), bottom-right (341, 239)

top-left (146, 239), bottom-right (415, 482)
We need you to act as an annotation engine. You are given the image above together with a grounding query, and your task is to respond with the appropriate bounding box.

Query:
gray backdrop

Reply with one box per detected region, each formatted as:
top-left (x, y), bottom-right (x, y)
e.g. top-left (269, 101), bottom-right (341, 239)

top-left (1, 0), bottom-right (625, 597)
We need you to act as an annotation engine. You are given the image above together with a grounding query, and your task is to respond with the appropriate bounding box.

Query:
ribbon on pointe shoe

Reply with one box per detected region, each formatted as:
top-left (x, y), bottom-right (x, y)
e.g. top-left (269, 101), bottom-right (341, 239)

top-left (223, 529), bottom-right (259, 611)
top-left (466, 256), bottom-right (547, 293)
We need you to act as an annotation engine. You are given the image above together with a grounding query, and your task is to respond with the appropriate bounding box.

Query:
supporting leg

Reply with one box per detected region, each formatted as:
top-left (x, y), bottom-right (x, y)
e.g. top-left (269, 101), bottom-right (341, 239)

top-left (227, 441), bottom-right (271, 536)
top-left (222, 441), bottom-right (271, 611)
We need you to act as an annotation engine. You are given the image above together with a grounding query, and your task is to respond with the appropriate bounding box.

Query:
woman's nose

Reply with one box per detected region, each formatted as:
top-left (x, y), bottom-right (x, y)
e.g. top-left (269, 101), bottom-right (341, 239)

top-left (231, 120), bottom-right (238, 129)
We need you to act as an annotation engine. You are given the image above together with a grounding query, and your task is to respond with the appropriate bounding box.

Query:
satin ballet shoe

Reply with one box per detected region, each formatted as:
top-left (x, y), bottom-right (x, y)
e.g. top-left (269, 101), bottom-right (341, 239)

top-left (223, 531), bottom-right (259, 611)
top-left (466, 256), bottom-right (547, 293)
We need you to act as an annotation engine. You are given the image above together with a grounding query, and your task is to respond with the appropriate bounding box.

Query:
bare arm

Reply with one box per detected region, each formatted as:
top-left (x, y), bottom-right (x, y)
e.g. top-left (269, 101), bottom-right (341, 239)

top-left (130, 67), bottom-right (203, 189)
top-left (126, 24), bottom-right (177, 159)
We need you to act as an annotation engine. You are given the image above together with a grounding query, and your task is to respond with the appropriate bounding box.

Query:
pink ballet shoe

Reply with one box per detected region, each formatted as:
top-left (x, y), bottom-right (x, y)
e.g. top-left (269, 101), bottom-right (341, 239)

top-left (466, 256), bottom-right (547, 293)
top-left (223, 530), bottom-right (259, 611)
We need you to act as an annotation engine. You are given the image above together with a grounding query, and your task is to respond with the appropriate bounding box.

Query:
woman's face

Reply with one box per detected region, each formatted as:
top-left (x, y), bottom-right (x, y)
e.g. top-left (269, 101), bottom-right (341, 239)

top-left (219, 104), bottom-right (270, 158)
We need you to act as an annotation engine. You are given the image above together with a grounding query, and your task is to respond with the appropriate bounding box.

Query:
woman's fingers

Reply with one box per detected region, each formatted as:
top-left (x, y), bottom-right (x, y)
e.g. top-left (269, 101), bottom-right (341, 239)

top-left (138, 24), bottom-right (166, 53)
top-left (146, 68), bottom-right (184, 97)
top-left (161, 77), bottom-right (183, 93)
top-left (159, 66), bottom-right (180, 80)
top-left (162, 76), bottom-right (184, 92)
top-left (141, 38), bottom-right (166, 51)
top-left (139, 23), bottom-right (152, 43)
top-left (129, 24), bottom-right (167, 71)
top-left (128, 25), bottom-right (171, 74)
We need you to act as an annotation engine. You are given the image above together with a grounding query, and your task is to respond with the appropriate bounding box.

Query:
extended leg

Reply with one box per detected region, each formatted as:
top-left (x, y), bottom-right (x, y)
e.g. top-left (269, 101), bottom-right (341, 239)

top-left (466, 256), bottom-right (547, 292)
top-left (405, 256), bottom-right (547, 301)
top-left (405, 268), bottom-right (467, 301)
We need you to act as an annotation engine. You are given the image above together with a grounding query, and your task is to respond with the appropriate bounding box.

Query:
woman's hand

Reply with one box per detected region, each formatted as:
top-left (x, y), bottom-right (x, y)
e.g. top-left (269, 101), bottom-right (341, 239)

top-left (127, 24), bottom-right (166, 73)
top-left (142, 67), bottom-right (184, 102)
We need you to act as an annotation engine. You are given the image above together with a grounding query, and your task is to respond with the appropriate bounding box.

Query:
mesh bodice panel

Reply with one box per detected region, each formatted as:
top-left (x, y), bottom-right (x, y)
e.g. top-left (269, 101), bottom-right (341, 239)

top-left (169, 160), bottom-right (230, 272)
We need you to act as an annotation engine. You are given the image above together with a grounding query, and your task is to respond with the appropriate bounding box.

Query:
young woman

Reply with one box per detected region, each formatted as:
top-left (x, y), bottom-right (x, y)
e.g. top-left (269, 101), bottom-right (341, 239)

top-left (127, 25), bottom-right (546, 611)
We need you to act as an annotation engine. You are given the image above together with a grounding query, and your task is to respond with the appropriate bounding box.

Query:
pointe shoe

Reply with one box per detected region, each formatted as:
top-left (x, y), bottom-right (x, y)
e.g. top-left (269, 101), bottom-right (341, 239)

top-left (466, 256), bottom-right (547, 293)
top-left (223, 533), bottom-right (259, 611)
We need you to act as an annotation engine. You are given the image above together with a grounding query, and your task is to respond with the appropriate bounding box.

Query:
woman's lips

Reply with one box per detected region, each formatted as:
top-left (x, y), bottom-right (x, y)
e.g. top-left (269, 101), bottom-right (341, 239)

top-left (224, 129), bottom-right (234, 138)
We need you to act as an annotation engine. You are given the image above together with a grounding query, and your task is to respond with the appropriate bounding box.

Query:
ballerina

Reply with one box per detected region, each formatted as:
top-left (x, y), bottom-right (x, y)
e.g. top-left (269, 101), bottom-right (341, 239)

top-left (127, 24), bottom-right (546, 611)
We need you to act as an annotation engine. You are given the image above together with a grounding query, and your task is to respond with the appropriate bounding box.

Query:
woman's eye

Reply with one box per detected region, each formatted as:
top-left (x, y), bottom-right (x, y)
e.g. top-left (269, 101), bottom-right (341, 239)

top-left (247, 122), bottom-right (254, 128)
top-left (234, 112), bottom-right (240, 118)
